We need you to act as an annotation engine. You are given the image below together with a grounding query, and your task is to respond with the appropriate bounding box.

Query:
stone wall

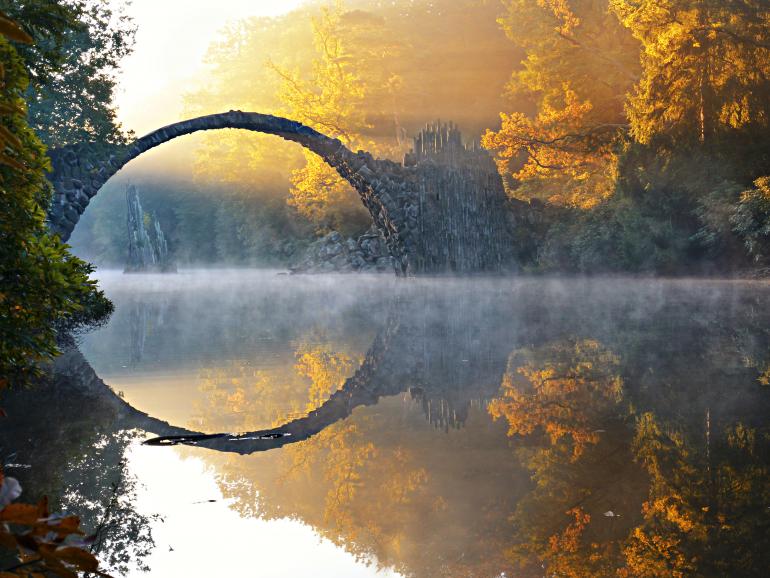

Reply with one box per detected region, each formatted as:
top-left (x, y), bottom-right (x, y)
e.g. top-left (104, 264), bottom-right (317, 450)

top-left (333, 120), bottom-right (524, 274)
top-left (290, 227), bottom-right (392, 273)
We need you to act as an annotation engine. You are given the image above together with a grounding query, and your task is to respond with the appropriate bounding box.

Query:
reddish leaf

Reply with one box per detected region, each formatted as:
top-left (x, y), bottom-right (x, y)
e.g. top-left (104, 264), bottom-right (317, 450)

top-left (47, 515), bottom-right (82, 536)
top-left (38, 546), bottom-right (78, 578)
top-left (54, 546), bottom-right (99, 571)
top-left (0, 503), bottom-right (40, 525)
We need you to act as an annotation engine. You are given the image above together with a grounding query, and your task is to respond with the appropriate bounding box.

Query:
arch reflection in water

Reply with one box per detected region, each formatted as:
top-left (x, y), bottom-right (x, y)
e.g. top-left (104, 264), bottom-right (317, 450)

top-left (6, 272), bottom-right (770, 577)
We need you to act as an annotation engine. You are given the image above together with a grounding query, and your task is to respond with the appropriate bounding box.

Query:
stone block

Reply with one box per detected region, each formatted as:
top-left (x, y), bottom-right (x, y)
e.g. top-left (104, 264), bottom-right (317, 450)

top-left (64, 206), bottom-right (79, 223)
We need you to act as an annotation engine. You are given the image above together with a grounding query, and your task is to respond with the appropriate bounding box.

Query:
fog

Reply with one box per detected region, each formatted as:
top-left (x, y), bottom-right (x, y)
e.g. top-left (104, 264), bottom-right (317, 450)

top-left (81, 269), bottom-right (770, 427)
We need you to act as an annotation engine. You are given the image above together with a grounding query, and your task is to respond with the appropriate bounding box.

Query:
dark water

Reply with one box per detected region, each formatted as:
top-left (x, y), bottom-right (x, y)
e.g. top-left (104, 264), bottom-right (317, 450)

top-left (2, 270), bottom-right (770, 577)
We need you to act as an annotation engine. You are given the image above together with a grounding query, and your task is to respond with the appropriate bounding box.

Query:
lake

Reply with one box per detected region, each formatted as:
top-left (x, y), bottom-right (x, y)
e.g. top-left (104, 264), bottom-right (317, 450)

top-left (2, 270), bottom-right (769, 577)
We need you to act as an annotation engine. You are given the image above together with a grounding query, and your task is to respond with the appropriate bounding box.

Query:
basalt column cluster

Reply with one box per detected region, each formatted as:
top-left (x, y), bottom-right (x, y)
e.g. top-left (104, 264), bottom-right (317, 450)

top-left (347, 120), bottom-right (520, 274)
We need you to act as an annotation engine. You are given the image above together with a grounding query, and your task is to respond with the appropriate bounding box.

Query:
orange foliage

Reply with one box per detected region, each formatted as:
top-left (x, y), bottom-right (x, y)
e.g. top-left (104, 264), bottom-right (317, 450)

top-left (0, 469), bottom-right (111, 578)
top-left (484, 0), bottom-right (639, 207)
top-left (483, 88), bottom-right (620, 208)
top-left (489, 339), bottom-right (623, 459)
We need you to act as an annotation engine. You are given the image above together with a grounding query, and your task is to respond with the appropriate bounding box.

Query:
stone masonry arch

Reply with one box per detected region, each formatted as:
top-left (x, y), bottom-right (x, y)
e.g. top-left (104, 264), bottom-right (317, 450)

top-left (48, 111), bottom-right (415, 273)
top-left (48, 112), bottom-right (521, 275)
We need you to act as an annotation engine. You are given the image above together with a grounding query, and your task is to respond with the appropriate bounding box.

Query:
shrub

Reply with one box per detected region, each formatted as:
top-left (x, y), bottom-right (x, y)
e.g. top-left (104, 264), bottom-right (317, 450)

top-left (731, 177), bottom-right (770, 264)
top-left (0, 17), bottom-right (112, 388)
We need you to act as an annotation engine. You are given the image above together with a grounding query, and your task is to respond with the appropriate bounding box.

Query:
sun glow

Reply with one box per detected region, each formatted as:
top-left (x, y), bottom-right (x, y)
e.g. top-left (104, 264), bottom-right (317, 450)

top-left (114, 0), bottom-right (305, 136)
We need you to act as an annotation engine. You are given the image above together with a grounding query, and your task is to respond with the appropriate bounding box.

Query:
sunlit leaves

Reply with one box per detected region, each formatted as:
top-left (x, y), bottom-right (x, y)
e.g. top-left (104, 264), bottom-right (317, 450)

top-left (483, 88), bottom-right (621, 207)
top-left (191, 334), bottom-right (431, 573)
top-left (610, 0), bottom-right (770, 145)
top-left (489, 339), bottom-right (624, 459)
top-left (294, 340), bottom-right (360, 413)
top-left (287, 151), bottom-right (370, 233)
top-left (485, 0), bottom-right (639, 207)
top-left (488, 338), bottom-right (640, 576)
top-left (270, 1), bottom-right (399, 233)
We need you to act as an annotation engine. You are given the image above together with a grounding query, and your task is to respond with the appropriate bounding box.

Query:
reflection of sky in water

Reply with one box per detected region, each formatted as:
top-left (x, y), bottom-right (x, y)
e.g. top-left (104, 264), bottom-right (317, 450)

top-left (21, 270), bottom-right (770, 576)
top-left (80, 269), bottom-right (389, 428)
top-left (125, 445), bottom-right (403, 578)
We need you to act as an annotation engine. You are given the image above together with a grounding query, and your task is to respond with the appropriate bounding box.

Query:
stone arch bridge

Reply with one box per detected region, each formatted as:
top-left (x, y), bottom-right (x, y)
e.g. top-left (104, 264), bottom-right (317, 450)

top-left (47, 112), bottom-right (525, 275)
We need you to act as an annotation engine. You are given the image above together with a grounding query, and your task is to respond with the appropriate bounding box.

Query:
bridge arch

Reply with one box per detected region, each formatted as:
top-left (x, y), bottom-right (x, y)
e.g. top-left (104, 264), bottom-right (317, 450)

top-left (47, 111), bottom-right (413, 274)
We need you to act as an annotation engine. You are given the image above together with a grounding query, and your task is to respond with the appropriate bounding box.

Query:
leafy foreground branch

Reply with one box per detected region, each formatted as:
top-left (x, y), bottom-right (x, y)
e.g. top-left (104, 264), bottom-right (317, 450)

top-left (0, 468), bottom-right (112, 578)
top-left (0, 6), bottom-right (113, 388)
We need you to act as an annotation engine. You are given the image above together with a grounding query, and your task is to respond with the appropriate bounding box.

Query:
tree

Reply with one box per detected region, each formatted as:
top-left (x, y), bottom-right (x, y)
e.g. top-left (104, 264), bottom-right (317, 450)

top-left (731, 176), bottom-right (770, 263)
top-left (619, 404), bottom-right (770, 577)
top-left (294, 340), bottom-right (361, 412)
top-left (489, 339), bottom-right (624, 459)
top-left (185, 0), bottom-right (516, 239)
top-left (0, 8), bottom-right (112, 388)
top-left (0, 13), bottom-right (117, 576)
top-left (488, 338), bottom-right (640, 577)
top-left (611, 0), bottom-right (770, 147)
top-left (270, 2), bottom-right (402, 233)
top-left (0, 0), bottom-right (135, 147)
top-left (483, 0), bottom-right (640, 207)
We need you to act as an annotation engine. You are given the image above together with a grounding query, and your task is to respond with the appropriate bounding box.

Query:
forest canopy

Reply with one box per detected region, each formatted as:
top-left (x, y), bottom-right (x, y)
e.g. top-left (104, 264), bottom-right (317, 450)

top-left (68, 0), bottom-right (770, 276)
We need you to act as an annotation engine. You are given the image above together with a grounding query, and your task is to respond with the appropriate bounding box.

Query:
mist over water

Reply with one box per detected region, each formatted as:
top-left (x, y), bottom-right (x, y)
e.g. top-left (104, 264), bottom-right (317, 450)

top-left (4, 269), bottom-right (770, 576)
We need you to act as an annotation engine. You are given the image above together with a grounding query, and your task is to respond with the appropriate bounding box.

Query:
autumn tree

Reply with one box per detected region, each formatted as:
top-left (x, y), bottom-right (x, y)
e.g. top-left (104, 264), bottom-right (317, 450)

top-left (483, 0), bottom-right (640, 207)
top-left (270, 2), bottom-right (402, 233)
top-left (611, 0), bottom-right (770, 148)
top-left (190, 336), bottom-right (432, 574)
top-left (183, 15), bottom-right (311, 194)
top-left (618, 410), bottom-right (770, 577)
top-left (184, 2), bottom-right (405, 235)
top-left (489, 339), bottom-right (624, 459)
top-left (294, 341), bottom-right (360, 412)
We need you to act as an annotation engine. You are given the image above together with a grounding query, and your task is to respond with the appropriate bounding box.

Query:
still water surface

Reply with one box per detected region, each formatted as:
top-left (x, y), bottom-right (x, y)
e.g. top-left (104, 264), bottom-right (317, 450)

top-left (3, 270), bottom-right (770, 577)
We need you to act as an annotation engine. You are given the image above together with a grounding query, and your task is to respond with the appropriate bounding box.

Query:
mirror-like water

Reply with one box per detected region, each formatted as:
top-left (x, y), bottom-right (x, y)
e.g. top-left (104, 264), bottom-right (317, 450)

top-left (2, 270), bottom-right (769, 577)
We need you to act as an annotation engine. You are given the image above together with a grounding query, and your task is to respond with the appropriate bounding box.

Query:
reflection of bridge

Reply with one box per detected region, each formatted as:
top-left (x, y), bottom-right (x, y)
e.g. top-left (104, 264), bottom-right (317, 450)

top-left (33, 279), bottom-right (770, 455)
top-left (47, 112), bottom-right (525, 276)
top-left (53, 293), bottom-right (518, 454)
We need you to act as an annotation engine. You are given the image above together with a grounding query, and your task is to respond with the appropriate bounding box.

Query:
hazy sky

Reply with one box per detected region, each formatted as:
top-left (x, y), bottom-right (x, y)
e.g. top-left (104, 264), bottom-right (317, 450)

top-left (114, 0), bottom-right (305, 136)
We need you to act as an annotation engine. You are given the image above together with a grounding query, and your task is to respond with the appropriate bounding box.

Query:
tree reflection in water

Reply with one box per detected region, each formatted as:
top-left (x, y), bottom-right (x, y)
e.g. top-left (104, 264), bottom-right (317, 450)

top-left (0, 356), bottom-right (158, 575)
top-left (485, 286), bottom-right (770, 577)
